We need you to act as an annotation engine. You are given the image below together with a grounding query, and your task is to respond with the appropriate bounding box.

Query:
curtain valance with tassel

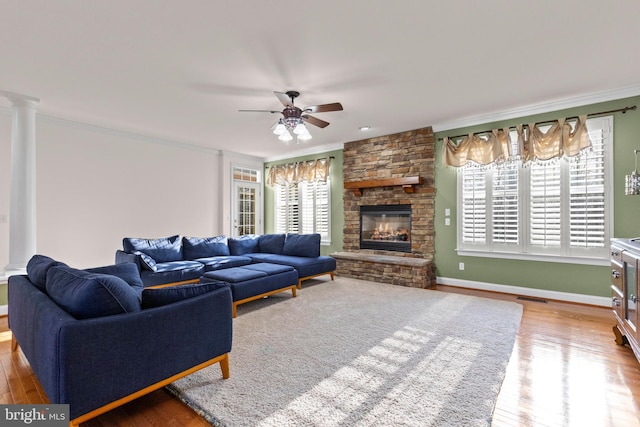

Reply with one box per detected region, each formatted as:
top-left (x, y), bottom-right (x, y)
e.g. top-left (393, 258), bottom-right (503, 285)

top-left (266, 158), bottom-right (331, 186)
top-left (444, 115), bottom-right (592, 168)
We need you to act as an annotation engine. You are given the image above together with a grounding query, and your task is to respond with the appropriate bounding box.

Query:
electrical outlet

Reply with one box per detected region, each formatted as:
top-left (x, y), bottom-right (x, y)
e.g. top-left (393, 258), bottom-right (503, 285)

top-left (445, 218), bottom-right (451, 226)
top-left (459, 262), bottom-right (465, 271)
top-left (445, 208), bottom-right (451, 217)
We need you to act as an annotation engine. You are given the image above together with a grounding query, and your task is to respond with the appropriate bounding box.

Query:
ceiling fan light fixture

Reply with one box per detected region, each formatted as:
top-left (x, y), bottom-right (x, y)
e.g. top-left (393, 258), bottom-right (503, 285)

top-left (293, 122), bottom-right (307, 135)
top-left (298, 132), bottom-right (312, 141)
top-left (278, 130), bottom-right (293, 142)
top-left (240, 90), bottom-right (343, 144)
top-left (272, 121), bottom-right (286, 135)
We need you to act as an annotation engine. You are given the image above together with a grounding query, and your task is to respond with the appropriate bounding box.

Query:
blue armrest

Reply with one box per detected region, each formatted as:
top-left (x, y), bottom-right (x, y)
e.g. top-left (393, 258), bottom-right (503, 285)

top-left (115, 250), bottom-right (140, 270)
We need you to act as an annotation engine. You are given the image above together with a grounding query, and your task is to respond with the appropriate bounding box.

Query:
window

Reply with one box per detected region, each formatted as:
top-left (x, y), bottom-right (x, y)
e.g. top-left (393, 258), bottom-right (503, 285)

top-left (274, 179), bottom-right (331, 244)
top-left (457, 116), bottom-right (612, 263)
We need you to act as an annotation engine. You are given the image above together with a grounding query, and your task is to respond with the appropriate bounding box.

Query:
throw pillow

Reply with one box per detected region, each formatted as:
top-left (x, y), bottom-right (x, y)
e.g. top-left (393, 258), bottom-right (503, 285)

top-left (122, 235), bottom-right (182, 263)
top-left (141, 282), bottom-right (226, 309)
top-left (282, 233), bottom-right (321, 257)
top-left (46, 266), bottom-right (141, 319)
top-left (228, 234), bottom-right (260, 255)
top-left (182, 236), bottom-right (230, 259)
top-left (84, 262), bottom-right (144, 298)
top-left (258, 234), bottom-right (286, 254)
top-left (134, 251), bottom-right (158, 271)
top-left (26, 254), bottom-right (68, 292)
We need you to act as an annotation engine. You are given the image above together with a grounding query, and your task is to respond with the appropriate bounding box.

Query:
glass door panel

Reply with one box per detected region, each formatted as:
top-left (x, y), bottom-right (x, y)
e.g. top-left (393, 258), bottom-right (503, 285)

top-left (233, 182), bottom-right (260, 237)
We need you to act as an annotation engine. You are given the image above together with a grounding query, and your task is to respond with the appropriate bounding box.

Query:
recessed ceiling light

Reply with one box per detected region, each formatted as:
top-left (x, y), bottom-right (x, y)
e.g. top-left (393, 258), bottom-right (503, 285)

top-left (359, 126), bottom-right (371, 131)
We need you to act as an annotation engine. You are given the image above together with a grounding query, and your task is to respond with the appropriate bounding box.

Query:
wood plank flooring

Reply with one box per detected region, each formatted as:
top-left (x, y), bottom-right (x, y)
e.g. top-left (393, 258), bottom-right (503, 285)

top-left (1, 284), bottom-right (639, 426)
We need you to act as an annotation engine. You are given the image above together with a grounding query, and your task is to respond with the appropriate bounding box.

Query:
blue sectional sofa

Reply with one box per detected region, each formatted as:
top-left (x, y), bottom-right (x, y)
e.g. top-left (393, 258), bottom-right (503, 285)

top-left (116, 233), bottom-right (336, 289)
top-left (8, 255), bottom-right (233, 426)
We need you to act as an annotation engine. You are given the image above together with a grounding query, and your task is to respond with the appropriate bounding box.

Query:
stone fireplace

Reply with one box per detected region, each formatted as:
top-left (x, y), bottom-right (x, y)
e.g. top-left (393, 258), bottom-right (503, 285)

top-left (332, 126), bottom-right (436, 288)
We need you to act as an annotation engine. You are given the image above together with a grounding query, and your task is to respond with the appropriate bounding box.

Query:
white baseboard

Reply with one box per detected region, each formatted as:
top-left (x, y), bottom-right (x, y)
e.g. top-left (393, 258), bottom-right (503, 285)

top-left (436, 276), bottom-right (610, 307)
top-left (0, 305), bottom-right (7, 316)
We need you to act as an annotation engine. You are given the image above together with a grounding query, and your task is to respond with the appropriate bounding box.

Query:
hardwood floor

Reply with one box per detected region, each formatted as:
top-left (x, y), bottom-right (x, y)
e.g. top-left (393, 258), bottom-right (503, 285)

top-left (1, 284), bottom-right (639, 426)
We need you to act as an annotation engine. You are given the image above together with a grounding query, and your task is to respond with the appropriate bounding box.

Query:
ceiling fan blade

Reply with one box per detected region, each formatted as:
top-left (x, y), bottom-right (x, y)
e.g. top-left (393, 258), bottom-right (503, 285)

top-left (302, 115), bottom-right (330, 128)
top-left (274, 91), bottom-right (293, 107)
top-left (238, 109), bottom-right (282, 114)
top-left (304, 102), bottom-right (343, 113)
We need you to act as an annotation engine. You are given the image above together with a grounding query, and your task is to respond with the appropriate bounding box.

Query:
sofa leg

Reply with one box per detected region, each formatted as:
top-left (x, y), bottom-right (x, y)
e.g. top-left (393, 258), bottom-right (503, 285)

top-left (220, 353), bottom-right (230, 379)
top-left (11, 334), bottom-right (18, 352)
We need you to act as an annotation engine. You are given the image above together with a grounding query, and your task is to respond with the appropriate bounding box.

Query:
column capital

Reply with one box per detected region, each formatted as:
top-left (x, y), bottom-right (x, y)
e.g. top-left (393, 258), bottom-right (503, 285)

top-left (1, 90), bottom-right (40, 107)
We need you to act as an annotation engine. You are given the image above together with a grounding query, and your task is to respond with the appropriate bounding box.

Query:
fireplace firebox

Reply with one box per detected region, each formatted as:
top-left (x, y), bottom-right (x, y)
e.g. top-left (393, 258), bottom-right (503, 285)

top-left (360, 204), bottom-right (412, 253)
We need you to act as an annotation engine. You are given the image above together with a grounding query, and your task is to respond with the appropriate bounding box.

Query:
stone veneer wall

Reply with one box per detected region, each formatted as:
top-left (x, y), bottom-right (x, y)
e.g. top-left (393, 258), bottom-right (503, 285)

top-left (336, 126), bottom-right (436, 288)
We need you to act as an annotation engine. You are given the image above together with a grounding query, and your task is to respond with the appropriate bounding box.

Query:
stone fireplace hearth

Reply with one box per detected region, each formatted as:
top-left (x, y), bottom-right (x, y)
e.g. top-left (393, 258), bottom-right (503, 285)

top-left (332, 126), bottom-right (436, 288)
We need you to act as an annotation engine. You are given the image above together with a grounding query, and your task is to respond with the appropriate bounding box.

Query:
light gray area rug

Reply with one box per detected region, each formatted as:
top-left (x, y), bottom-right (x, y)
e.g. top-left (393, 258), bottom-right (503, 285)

top-left (167, 277), bottom-right (523, 427)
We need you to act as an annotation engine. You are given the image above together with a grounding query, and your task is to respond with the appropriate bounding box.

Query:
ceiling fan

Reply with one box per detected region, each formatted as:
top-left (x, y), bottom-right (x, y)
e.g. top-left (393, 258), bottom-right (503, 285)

top-left (239, 90), bottom-right (343, 141)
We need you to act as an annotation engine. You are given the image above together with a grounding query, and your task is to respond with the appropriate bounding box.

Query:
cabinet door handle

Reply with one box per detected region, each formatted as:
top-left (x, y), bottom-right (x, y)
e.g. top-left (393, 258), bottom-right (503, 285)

top-left (612, 270), bottom-right (621, 279)
top-left (613, 297), bottom-right (621, 306)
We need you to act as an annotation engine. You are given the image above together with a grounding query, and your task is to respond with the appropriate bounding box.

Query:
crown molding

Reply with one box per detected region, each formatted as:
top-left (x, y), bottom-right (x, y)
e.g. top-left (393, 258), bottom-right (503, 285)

top-left (432, 84), bottom-right (640, 133)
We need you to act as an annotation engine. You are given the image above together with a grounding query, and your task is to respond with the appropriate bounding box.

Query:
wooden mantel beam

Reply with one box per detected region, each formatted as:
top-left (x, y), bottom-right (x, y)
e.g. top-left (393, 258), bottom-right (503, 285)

top-left (344, 176), bottom-right (424, 196)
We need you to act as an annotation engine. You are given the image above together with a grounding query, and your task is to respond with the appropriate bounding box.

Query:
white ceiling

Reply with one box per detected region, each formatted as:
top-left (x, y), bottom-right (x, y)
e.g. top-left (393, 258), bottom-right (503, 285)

top-left (2, 1), bottom-right (639, 160)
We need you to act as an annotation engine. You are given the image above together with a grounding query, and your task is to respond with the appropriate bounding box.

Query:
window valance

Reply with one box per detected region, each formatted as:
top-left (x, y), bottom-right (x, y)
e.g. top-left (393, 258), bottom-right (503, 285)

top-left (267, 158), bottom-right (331, 186)
top-left (444, 115), bottom-right (592, 168)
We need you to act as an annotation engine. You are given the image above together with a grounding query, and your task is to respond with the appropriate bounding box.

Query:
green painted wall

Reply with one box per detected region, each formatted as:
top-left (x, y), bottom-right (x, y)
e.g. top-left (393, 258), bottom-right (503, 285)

top-left (264, 149), bottom-right (344, 256)
top-left (434, 96), bottom-right (640, 297)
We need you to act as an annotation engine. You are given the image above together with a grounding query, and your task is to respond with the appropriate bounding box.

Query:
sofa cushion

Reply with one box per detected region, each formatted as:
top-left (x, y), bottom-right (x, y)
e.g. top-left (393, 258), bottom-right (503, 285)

top-left (84, 262), bottom-right (144, 297)
top-left (282, 233), bottom-right (321, 257)
top-left (196, 255), bottom-right (252, 271)
top-left (122, 235), bottom-right (182, 263)
top-left (202, 267), bottom-right (267, 283)
top-left (182, 236), bottom-right (230, 259)
top-left (243, 262), bottom-right (295, 275)
top-left (46, 266), bottom-right (141, 319)
top-left (141, 282), bottom-right (225, 309)
top-left (246, 254), bottom-right (336, 279)
top-left (138, 260), bottom-right (205, 287)
top-left (228, 234), bottom-right (260, 255)
top-left (26, 255), bottom-right (68, 292)
top-left (258, 234), bottom-right (286, 254)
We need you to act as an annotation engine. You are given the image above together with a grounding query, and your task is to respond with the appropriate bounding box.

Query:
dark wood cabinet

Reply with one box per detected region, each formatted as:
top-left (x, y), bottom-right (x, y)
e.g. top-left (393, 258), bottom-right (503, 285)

top-left (611, 239), bottom-right (640, 362)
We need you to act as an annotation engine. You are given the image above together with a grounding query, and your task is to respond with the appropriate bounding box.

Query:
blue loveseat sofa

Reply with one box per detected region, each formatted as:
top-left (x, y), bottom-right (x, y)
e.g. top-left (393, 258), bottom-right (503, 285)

top-left (116, 233), bottom-right (336, 289)
top-left (8, 255), bottom-right (233, 426)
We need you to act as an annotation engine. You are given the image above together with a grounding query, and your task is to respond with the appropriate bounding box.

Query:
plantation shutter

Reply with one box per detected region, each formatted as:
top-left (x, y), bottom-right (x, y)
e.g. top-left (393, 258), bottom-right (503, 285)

top-left (314, 181), bottom-right (330, 240)
top-left (569, 127), bottom-right (606, 248)
top-left (299, 183), bottom-right (314, 234)
top-left (529, 162), bottom-right (561, 247)
top-left (461, 167), bottom-right (487, 243)
top-left (492, 166), bottom-right (519, 244)
top-left (299, 180), bottom-right (330, 240)
top-left (274, 183), bottom-right (299, 234)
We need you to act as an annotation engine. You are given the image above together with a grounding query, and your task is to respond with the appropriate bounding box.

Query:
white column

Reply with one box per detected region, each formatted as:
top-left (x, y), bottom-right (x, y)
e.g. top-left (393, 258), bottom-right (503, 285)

top-left (4, 94), bottom-right (39, 274)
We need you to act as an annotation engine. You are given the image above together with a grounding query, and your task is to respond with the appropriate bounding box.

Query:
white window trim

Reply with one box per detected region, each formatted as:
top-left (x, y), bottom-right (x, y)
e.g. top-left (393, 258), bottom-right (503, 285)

top-left (455, 116), bottom-right (613, 266)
